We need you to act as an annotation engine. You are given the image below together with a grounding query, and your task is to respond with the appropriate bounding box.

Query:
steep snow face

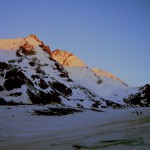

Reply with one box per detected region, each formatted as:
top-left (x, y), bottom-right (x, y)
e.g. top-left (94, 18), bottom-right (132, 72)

top-left (65, 67), bottom-right (99, 83)
top-left (52, 50), bottom-right (99, 82)
top-left (52, 50), bottom-right (87, 67)
top-left (52, 50), bottom-right (104, 104)
top-left (91, 68), bottom-right (139, 104)
top-left (92, 68), bottom-right (125, 83)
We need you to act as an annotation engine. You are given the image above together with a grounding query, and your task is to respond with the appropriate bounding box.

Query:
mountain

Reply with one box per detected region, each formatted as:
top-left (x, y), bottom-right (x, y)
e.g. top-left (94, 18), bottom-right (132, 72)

top-left (52, 49), bottom-right (150, 107)
top-left (52, 50), bottom-right (131, 104)
top-left (0, 35), bottom-right (106, 108)
top-left (0, 35), bottom-right (149, 108)
top-left (0, 35), bottom-right (73, 104)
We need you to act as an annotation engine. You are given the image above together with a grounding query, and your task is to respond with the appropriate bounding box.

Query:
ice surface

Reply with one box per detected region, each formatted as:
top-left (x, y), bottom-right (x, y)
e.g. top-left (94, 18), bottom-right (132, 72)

top-left (0, 106), bottom-right (150, 150)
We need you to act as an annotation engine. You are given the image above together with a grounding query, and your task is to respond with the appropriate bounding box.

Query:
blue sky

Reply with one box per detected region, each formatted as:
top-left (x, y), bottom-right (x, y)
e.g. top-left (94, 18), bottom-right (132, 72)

top-left (0, 0), bottom-right (150, 86)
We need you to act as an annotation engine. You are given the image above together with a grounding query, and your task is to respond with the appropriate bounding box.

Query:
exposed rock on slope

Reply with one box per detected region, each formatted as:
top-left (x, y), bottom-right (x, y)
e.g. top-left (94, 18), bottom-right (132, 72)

top-left (52, 50), bottom-right (100, 82)
top-left (124, 84), bottom-right (150, 107)
top-left (52, 49), bottom-right (87, 67)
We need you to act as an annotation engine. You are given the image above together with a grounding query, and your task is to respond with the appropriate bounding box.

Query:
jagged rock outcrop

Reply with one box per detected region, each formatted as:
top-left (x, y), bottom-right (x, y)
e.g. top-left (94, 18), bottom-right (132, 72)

top-left (124, 84), bottom-right (150, 107)
top-left (52, 49), bottom-right (87, 67)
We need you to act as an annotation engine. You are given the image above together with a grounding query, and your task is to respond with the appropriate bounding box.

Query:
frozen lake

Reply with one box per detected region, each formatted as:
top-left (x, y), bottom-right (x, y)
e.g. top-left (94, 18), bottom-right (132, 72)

top-left (0, 106), bottom-right (150, 150)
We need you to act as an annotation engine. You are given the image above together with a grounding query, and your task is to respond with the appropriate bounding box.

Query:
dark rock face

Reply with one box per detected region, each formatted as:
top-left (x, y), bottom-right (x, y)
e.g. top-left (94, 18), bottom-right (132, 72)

top-left (51, 82), bottom-right (72, 96)
top-left (3, 69), bottom-right (27, 91)
top-left (31, 75), bottom-right (40, 80)
top-left (33, 107), bottom-right (82, 116)
top-left (0, 62), bottom-right (10, 71)
top-left (29, 61), bottom-right (36, 67)
top-left (39, 42), bottom-right (52, 57)
top-left (4, 78), bottom-right (25, 91)
top-left (54, 62), bottom-right (71, 80)
top-left (0, 98), bottom-right (24, 106)
top-left (9, 92), bottom-right (22, 97)
top-left (104, 100), bottom-right (123, 108)
top-left (39, 79), bottom-right (48, 89)
top-left (0, 98), bottom-right (7, 105)
top-left (5, 69), bottom-right (25, 79)
top-left (0, 86), bottom-right (4, 91)
top-left (91, 101), bottom-right (101, 108)
top-left (27, 89), bottom-right (61, 104)
top-left (59, 73), bottom-right (68, 78)
top-left (141, 84), bottom-right (150, 96)
top-left (124, 84), bottom-right (150, 107)
top-left (35, 66), bottom-right (45, 75)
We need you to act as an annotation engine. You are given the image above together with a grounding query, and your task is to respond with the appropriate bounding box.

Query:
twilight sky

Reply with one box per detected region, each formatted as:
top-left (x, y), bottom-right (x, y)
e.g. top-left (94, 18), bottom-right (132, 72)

top-left (0, 0), bottom-right (150, 86)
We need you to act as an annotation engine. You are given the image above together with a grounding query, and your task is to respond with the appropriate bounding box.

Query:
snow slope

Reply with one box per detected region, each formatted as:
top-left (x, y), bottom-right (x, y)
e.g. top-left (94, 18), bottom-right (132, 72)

top-left (92, 68), bottom-right (126, 85)
top-left (52, 50), bottom-right (139, 105)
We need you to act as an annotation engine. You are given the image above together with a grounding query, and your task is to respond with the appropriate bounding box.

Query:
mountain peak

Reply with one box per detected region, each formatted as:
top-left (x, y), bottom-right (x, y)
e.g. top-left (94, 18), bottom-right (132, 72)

top-left (0, 34), bottom-right (52, 57)
top-left (0, 34), bottom-right (42, 50)
top-left (52, 49), bottom-right (87, 67)
top-left (27, 34), bottom-right (42, 43)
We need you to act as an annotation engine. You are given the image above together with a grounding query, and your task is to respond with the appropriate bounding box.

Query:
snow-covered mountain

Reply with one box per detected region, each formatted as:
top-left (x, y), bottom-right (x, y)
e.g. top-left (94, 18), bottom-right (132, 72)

top-left (0, 35), bottom-right (106, 108)
top-left (52, 49), bottom-right (150, 107)
top-left (52, 50), bottom-right (131, 104)
top-left (0, 35), bottom-right (74, 104)
top-left (0, 35), bottom-right (149, 108)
